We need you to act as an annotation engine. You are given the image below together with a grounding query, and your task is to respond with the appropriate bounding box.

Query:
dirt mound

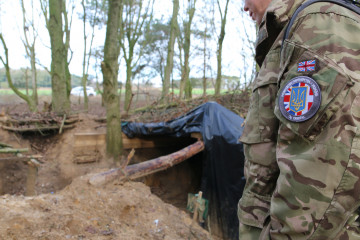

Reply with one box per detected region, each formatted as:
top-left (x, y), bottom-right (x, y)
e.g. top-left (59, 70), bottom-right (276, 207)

top-left (0, 93), bottom-right (250, 240)
top-left (0, 176), bottom-right (217, 240)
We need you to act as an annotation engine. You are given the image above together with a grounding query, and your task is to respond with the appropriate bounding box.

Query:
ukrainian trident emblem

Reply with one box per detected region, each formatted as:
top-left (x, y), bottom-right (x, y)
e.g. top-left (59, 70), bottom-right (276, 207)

top-left (279, 76), bottom-right (321, 122)
top-left (290, 86), bottom-right (307, 112)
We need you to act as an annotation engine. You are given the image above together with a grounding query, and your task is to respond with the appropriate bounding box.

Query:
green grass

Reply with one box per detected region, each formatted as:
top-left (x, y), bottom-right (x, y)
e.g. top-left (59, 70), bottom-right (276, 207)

top-left (0, 88), bottom-right (52, 96)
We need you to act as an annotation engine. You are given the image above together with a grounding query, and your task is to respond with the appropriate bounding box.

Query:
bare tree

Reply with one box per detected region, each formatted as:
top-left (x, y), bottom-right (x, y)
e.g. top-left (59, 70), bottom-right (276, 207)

top-left (162, 0), bottom-right (179, 102)
top-left (178, 0), bottom-right (197, 100)
top-left (20, 0), bottom-right (39, 111)
top-left (101, 0), bottom-right (123, 161)
top-left (237, 2), bottom-right (256, 89)
top-left (214, 0), bottom-right (230, 96)
top-left (120, 0), bottom-right (154, 111)
top-left (81, 0), bottom-right (102, 110)
top-left (0, 34), bottom-right (37, 111)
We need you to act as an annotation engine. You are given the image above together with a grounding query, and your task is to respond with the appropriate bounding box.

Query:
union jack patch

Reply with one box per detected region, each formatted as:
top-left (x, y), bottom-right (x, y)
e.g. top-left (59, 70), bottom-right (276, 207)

top-left (297, 60), bottom-right (316, 72)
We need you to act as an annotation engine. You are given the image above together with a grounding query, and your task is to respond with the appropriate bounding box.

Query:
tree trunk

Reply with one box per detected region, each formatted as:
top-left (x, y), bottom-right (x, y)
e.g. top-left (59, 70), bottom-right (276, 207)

top-left (162, 0), bottom-right (179, 102)
top-left (215, 41), bottom-right (223, 96)
top-left (101, 0), bottom-right (123, 162)
top-left (30, 46), bottom-right (38, 105)
top-left (63, 0), bottom-right (72, 99)
top-left (124, 52), bottom-right (133, 111)
top-left (179, 1), bottom-right (196, 100)
top-left (25, 68), bottom-right (29, 95)
top-left (82, 0), bottom-right (89, 110)
top-left (214, 0), bottom-right (230, 96)
top-left (202, 23), bottom-right (207, 97)
top-left (49, 0), bottom-right (70, 114)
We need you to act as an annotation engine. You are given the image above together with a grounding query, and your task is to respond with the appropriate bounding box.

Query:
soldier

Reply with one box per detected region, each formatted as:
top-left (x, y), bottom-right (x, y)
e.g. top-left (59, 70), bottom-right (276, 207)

top-left (238, 0), bottom-right (360, 239)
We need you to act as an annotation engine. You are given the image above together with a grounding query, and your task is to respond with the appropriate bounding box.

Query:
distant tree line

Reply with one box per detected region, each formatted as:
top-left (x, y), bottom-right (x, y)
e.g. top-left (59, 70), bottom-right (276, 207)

top-left (0, 67), bottom-right (241, 92)
top-left (0, 68), bottom-right (84, 89)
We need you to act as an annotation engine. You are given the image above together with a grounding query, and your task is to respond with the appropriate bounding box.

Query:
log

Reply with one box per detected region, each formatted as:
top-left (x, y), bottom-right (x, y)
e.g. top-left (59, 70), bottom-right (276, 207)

top-left (0, 155), bottom-right (42, 162)
top-left (89, 140), bottom-right (205, 186)
top-left (0, 142), bottom-right (12, 148)
top-left (2, 124), bottom-right (75, 132)
top-left (0, 148), bottom-right (29, 153)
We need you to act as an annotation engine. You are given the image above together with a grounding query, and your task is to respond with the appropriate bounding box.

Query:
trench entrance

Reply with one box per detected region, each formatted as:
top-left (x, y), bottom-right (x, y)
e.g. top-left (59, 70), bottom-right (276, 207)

top-left (0, 129), bottom-right (204, 211)
top-left (130, 137), bottom-right (204, 210)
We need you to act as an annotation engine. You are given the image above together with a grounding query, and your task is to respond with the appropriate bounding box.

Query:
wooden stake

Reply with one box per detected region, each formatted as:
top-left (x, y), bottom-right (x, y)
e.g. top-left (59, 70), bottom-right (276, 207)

top-left (122, 148), bottom-right (135, 169)
top-left (193, 191), bottom-right (203, 221)
top-left (59, 114), bottom-right (67, 134)
top-left (25, 162), bottom-right (37, 196)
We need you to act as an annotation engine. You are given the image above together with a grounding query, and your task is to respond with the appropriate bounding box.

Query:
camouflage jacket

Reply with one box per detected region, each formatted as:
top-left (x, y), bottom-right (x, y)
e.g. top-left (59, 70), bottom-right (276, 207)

top-left (238, 0), bottom-right (360, 239)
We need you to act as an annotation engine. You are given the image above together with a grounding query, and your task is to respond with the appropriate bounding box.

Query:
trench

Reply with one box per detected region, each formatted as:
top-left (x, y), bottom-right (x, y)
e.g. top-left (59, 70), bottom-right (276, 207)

top-left (130, 137), bottom-right (204, 210)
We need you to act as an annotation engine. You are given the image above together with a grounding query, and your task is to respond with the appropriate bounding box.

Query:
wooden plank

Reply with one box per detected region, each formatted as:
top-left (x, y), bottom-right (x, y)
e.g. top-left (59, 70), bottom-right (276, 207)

top-left (73, 132), bottom-right (188, 150)
top-left (73, 132), bottom-right (106, 147)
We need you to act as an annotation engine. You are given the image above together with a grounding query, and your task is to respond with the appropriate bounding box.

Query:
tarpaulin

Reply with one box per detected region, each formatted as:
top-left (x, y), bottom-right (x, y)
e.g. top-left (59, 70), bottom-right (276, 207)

top-left (122, 101), bottom-right (245, 240)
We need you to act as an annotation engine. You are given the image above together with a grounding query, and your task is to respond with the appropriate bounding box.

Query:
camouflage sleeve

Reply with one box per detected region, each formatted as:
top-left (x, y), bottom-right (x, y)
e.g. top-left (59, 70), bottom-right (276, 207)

top-left (238, 48), bottom-right (280, 238)
top-left (271, 3), bottom-right (360, 239)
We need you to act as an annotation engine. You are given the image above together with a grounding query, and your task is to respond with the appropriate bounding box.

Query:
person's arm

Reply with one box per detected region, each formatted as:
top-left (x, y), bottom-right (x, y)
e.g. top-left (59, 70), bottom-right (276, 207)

top-left (238, 48), bottom-right (281, 239)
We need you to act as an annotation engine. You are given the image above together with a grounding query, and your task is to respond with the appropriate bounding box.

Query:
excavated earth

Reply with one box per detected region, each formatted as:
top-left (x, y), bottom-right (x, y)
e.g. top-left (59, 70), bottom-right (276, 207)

top-left (0, 92), bottom-right (250, 240)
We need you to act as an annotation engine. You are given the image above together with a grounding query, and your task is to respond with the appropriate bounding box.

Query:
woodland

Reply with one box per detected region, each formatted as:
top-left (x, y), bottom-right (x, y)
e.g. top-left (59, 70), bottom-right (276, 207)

top-left (0, 0), bottom-right (255, 169)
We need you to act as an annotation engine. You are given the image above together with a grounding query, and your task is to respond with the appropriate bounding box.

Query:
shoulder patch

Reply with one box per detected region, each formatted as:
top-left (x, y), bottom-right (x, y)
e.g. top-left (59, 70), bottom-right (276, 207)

top-left (279, 76), bottom-right (321, 122)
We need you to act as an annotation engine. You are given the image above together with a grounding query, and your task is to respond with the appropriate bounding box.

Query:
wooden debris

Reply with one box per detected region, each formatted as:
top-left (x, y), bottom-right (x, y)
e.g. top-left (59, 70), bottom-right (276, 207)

top-left (0, 112), bottom-right (78, 134)
top-left (0, 148), bottom-right (29, 153)
top-left (89, 140), bottom-right (205, 186)
top-left (59, 114), bottom-right (67, 134)
top-left (2, 124), bottom-right (75, 132)
top-left (0, 142), bottom-right (12, 148)
top-left (73, 150), bottom-right (101, 164)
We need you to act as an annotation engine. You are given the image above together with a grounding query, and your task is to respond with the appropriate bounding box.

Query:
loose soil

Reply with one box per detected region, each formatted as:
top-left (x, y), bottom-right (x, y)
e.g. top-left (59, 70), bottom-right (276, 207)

top-left (0, 91), bottom-right (250, 240)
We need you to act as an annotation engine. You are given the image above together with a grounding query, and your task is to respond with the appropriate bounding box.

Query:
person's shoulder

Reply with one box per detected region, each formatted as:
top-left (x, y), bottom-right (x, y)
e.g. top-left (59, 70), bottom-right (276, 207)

top-left (298, 1), bottom-right (360, 21)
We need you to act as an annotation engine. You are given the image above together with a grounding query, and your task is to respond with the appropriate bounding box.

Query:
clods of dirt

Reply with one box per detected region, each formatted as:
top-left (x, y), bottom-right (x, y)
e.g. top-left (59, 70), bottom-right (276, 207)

top-left (0, 175), bottom-right (218, 240)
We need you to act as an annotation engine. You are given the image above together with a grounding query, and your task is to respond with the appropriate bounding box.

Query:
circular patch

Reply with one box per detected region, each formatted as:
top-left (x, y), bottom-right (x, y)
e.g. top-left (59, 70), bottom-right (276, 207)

top-left (279, 76), bottom-right (321, 122)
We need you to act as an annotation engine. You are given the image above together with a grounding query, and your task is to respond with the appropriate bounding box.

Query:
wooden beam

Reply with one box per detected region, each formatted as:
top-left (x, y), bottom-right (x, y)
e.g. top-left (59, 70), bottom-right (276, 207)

top-left (73, 132), bottom-right (190, 150)
top-left (89, 140), bottom-right (204, 186)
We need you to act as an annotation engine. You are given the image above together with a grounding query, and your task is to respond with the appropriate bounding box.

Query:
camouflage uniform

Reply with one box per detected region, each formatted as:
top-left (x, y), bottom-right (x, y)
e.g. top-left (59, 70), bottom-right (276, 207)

top-left (238, 0), bottom-right (360, 239)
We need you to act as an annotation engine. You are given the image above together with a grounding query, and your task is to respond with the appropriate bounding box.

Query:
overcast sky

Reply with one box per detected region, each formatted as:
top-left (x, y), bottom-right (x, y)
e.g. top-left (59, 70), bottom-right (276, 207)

top-left (0, 0), bottom-right (256, 87)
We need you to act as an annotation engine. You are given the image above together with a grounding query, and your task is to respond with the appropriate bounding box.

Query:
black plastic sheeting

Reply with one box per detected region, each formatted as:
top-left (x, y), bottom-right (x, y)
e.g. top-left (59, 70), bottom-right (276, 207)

top-left (122, 102), bottom-right (246, 240)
